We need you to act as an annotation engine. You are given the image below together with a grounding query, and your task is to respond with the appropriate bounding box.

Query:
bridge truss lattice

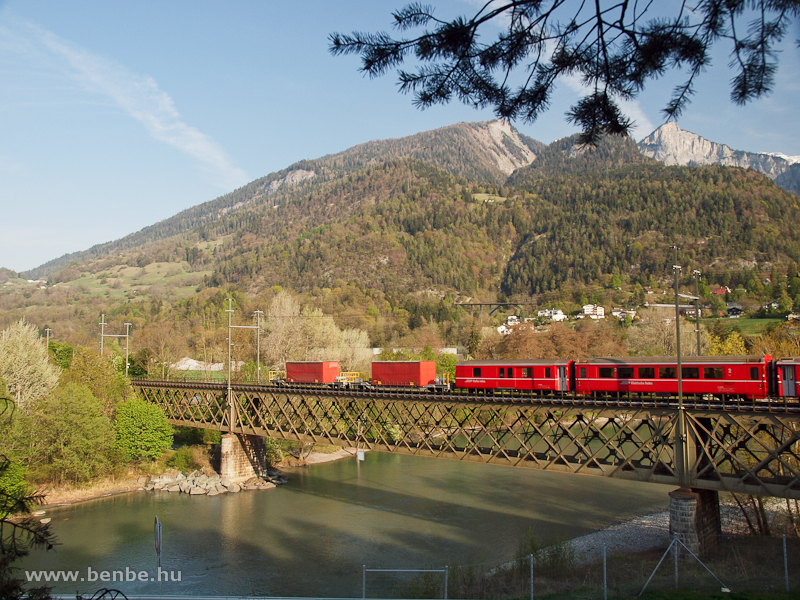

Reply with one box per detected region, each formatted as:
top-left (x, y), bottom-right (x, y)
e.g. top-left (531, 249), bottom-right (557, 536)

top-left (135, 381), bottom-right (800, 499)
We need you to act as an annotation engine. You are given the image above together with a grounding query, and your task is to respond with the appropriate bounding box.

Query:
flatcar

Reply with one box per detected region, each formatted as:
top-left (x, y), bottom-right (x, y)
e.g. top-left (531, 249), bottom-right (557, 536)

top-left (455, 360), bottom-right (574, 392)
top-left (574, 355), bottom-right (772, 400)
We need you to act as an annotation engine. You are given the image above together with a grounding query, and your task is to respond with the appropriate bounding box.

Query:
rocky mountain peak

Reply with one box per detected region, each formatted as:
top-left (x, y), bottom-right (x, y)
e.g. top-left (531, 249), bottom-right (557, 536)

top-left (639, 122), bottom-right (789, 178)
top-left (480, 119), bottom-right (538, 174)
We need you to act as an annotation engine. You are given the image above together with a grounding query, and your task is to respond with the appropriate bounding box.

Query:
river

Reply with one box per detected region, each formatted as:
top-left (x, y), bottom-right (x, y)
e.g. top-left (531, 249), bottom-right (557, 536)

top-left (22, 452), bottom-right (672, 597)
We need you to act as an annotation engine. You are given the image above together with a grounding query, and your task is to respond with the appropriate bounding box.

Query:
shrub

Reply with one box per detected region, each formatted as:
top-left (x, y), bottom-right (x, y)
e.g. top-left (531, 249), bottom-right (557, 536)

top-left (166, 446), bottom-right (200, 472)
top-left (115, 398), bottom-right (173, 462)
top-left (264, 438), bottom-right (283, 466)
top-left (32, 383), bottom-right (115, 484)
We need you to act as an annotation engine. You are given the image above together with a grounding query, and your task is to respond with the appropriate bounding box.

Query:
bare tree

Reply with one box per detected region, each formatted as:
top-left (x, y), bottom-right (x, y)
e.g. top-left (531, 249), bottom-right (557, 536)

top-left (138, 321), bottom-right (183, 379)
top-left (626, 313), bottom-right (710, 356)
top-left (0, 320), bottom-right (60, 413)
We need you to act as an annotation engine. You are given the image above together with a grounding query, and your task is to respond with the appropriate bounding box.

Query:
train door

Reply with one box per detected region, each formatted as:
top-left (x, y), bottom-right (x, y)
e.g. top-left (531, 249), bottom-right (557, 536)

top-left (558, 366), bottom-right (567, 391)
top-left (498, 367), bottom-right (514, 388)
top-left (781, 364), bottom-right (796, 396)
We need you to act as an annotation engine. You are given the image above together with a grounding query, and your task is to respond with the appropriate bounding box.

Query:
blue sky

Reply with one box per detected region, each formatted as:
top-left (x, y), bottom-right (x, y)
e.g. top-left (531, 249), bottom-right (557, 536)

top-left (1, 1), bottom-right (798, 272)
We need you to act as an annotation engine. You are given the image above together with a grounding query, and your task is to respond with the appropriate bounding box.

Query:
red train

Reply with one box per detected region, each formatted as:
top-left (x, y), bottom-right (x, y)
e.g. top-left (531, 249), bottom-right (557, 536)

top-left (279, 356), bottom-right (800, 400)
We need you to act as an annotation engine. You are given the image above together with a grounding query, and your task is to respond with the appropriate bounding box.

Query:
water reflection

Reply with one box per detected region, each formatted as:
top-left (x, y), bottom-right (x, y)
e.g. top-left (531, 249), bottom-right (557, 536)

top-left (23, 452), bottom-right (671, 597)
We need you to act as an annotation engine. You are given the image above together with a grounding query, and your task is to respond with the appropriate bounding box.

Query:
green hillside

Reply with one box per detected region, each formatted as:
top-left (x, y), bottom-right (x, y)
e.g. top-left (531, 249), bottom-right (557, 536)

top-left (5, 124), bottom-right (800, 352)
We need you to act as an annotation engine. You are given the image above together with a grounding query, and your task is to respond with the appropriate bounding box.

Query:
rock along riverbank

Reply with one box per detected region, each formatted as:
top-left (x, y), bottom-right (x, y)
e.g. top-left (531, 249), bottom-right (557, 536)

top-left (139, 468), bottom-right (289, 496)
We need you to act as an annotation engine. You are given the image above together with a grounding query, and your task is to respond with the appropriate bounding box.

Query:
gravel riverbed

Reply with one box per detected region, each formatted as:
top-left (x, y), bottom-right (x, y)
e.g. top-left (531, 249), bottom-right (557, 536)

top-left (569, 503), bottom-right (765, 564)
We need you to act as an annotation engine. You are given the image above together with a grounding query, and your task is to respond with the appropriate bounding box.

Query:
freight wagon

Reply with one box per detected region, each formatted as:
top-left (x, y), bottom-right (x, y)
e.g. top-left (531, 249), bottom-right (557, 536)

top-left (371, 361), bottom-right (437, 387)
top-left (285, 361), bottom-right (339, 385)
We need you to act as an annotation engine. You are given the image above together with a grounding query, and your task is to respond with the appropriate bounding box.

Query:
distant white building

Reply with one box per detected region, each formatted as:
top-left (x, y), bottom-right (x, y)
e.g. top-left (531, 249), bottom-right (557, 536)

top-left (611, 308), bottom-right (636, 321)
top-left (506, 315), bottom-right (520, 326)
top-left (580, 304), bottom-right (605, 319)
top-left (537, 308), bottom-right (567, 322)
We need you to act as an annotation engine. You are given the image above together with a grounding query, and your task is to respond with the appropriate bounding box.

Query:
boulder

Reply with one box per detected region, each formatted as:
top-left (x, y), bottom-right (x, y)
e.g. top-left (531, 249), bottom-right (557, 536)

top-left (228, 483), bottom-right (241, 493)
top-left (144, 484), bottom-right (155, 491)
top-left (176, 473), bottom-right (186, 481)
top-left (207, 489), bottom-right (220, 497)
top-left (220, 477), bottom-right (231, 488)
top-left (189, 487), bottom-right (207, 495)
top-left (167, 485), bottom-right (181, 493)
top-left (153, 482), bottom-right (165, 490)
top-left (137, 476), bottom-right (147, 484)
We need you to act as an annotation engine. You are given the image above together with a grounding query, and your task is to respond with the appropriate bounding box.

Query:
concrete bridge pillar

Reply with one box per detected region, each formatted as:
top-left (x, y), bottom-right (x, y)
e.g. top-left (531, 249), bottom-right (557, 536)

top-left (668, 487), bottom-right (721, 556)
top-left (220, 433), bottom-right (269, 482)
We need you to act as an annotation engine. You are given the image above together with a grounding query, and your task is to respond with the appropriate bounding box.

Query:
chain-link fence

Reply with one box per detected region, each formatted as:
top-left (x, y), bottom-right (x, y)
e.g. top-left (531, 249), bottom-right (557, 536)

top-left (362, 533), bottom-right (798, 599)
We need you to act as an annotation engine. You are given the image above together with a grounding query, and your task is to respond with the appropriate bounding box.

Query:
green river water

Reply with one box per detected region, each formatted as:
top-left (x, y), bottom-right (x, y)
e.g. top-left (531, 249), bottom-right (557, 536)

top-left (22, 452), bottom-right (672, 597)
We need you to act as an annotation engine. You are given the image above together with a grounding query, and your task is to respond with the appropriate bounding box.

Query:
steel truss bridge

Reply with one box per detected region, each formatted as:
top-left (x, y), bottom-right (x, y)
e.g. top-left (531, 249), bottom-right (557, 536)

top-left (134, 380), bottom-right (800, 499)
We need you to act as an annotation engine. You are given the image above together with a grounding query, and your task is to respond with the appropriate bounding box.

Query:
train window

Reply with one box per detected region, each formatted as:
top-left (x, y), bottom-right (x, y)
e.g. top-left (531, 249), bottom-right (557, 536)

top-left (507, 368), bottom-right (514, 378)
top-left (499, 368), bottom-right (505, 378)
top-left (682, 367), bottom-right (700, 379)
top-left (659, 367), bottom-right (677, 379)
top-left (704, 367), bottom-right (723, 379)
top-left (639, 367), bottom-right (655, 378)
top-left (618, 367), bottom-right (634, 378)
top-left (750, 367), bottom-right (759, 380)
top-left (473, 368), bottom-right (481, 377)
top-left (545, 367), bottom-right (552, 378)
top-left (522, 367), bottom-right (532, 377)
top-left (580, 367), bottom-right (587, 378)
top-left (598, 367), bottom-right (614, 378)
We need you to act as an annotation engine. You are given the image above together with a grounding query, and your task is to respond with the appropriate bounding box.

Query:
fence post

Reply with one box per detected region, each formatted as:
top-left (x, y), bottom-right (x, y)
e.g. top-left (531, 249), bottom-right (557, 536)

top-left (444, 565), bottom-right (448, 600)
top-left (603, 543), bottom-right (607, 600)
top-left (785, 534), bottom-right (790, 593)
top-left (362, 564), bottom-right (365, 599)
top-left (530, 553), bottom-right (533, 600)
top-left (674, 535), bottom-right (679, 590)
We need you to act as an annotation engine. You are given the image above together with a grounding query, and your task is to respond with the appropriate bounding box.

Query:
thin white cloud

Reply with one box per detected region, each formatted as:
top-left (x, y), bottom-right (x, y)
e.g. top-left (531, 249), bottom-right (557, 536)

top-left (562, 74), bottom-right (656, 140)
top-left (14, 20), bottom-right (248, 190)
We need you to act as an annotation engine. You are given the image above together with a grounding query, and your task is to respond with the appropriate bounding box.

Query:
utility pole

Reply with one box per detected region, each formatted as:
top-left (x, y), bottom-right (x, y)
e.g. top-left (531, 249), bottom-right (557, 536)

top-left (99, 314), bottom-right (107, 355)
top-left (673, 246), bottom-right (688, 487)
top-left (254, 310), bottom-right (263, 382)
top-left (99, 316), bottom-right (133, 376)
top-left (124, 322), bottom-right (132, 377)
top-left (227, 299), bottom-right (234, 433)
top-left (226, 300), bottom-right (265, 429)
top-left (44, 328), bottom-right (52, 351)
top-left (692, 270), bottom-right (702, 356)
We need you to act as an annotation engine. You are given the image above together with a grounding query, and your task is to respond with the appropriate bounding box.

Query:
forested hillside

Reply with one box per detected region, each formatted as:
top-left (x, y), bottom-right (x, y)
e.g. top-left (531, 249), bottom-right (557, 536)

top-left (26, 120), bottom-right (540, 279)
top-left (6, 122), bottom-right (800, 355)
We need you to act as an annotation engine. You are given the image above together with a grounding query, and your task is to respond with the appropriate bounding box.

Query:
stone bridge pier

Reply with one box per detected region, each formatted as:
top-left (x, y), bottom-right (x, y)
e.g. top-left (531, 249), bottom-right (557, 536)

top-left (669, 488), bottom-right (721, 556)
top-left (220, 433), bottom-right (270, 482)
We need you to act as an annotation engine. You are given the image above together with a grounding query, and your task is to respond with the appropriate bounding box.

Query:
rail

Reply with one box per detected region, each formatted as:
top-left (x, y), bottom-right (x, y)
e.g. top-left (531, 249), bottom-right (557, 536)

top-left (132, 379), bottom-right (800, 414)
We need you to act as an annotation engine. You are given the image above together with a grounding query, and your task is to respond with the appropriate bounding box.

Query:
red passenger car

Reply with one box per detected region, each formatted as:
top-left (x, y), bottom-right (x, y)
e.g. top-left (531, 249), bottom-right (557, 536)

top-left (574, 356), bottom-right (772, 399)
top-left (285, 361), bottom-right (339, 385)
top-left (455, 360), bottom-right (574, 392)
top-left (773, 358), bottom-right (800, 397)
top-left (371, 361), bottom-right (437, 387)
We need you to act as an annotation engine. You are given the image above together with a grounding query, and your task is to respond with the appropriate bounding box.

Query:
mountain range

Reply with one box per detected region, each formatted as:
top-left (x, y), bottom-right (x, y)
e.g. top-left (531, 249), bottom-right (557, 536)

top-left (13, 119), bottom-right (800, 300)
top-left (639, 122), bottom-right (800, 195)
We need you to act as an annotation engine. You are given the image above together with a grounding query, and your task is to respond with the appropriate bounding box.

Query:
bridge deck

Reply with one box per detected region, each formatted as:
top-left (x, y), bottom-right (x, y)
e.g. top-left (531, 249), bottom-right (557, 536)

top-left (135, 380), bottom-right (800, 499)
